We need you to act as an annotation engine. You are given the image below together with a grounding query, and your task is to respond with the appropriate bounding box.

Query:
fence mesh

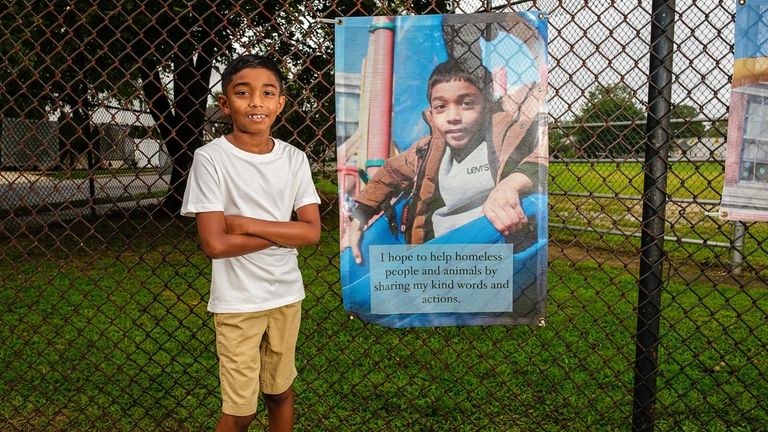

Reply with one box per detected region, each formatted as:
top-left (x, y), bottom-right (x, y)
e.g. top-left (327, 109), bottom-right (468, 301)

top-left (1, 1), bottom-right (766, 431)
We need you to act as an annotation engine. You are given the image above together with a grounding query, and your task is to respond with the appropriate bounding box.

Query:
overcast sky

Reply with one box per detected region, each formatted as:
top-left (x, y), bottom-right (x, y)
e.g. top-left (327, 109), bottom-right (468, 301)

top-left (470, 0), bottom-right (735, 121)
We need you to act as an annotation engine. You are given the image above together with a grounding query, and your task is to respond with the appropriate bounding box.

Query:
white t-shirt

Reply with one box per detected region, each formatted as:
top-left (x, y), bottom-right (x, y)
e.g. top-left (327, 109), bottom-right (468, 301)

top-left (181, 136), bottom-right (321, 313)
top-left (431, 141), bottom-right (495, 237)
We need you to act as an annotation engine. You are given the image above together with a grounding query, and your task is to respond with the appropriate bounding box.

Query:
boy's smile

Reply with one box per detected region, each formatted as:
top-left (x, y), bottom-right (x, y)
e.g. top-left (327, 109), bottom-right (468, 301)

top-left (429, 79), bottom-right (487, 154)
top-left (218, 67), bottom-right (285, 153)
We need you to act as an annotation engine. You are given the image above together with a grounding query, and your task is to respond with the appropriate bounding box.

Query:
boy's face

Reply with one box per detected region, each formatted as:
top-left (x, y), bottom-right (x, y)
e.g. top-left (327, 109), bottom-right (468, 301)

top-left (218, 67), bottom-right (285, 137)
top-left (428, 79), bottom-right (487, 151)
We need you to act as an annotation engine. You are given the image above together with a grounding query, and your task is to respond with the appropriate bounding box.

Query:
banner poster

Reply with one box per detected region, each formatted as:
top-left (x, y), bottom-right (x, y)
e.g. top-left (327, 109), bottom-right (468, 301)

top-left (335, 12), bottom-right (549, 328)
top-left (721, 0), bottom-right (768, 221)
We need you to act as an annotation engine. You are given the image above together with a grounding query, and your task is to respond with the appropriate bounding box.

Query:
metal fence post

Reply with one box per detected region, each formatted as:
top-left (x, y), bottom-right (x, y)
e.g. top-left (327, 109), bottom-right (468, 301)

top-left (634, 1), bottom-right (676, 431)
top-left (732, 220), bottom-right (746, 274)
top-left (87, 133), bottom-right (97, 219)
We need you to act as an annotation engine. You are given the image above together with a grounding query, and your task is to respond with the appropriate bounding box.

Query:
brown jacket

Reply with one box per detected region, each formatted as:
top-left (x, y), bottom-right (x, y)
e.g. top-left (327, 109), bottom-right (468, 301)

top-left (354, 83), bottom-right (547, 244)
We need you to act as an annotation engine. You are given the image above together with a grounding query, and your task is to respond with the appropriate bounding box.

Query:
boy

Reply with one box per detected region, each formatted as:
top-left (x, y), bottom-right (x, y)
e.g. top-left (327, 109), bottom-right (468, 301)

top-left (181, 54), bottom-right (321, 432)
top-left (347, 58), bottom-right (546, 263)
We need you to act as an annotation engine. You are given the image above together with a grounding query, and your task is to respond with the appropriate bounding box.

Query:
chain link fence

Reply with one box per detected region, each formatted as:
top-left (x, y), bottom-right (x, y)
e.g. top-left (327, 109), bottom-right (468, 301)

top-left (1, 0), bottom-right (766, 430)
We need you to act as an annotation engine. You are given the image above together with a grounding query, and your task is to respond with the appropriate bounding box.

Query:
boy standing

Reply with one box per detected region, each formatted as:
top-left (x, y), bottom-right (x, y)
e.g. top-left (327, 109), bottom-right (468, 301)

top-left (181, 54), bottom-right (321, 432)
top-left (347, 58), bottom-right (546, 263)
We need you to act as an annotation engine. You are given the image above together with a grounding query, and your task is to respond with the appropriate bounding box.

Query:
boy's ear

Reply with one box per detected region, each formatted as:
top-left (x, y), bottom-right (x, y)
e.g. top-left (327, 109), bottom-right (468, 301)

top-left (422, 108), bottom-right (434, 126)
top-left (217, 94), bottom-right (230, 115)
top-left (277, 94), bottom-right (286, 115)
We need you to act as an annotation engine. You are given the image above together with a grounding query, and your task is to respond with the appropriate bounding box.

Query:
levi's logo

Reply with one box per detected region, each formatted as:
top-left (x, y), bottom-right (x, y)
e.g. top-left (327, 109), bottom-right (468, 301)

top-left (466, 164), bottom-right (490, 175)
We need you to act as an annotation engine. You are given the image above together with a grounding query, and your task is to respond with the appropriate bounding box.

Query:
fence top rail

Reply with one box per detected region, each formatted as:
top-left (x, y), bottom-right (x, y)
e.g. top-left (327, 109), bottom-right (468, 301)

top-left (552, 117), bottom-right (727, 129)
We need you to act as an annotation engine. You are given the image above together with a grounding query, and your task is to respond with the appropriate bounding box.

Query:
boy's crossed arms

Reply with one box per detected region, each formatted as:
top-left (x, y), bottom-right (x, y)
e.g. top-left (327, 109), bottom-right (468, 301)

top-left (196, 204), bottom-right (321, 259)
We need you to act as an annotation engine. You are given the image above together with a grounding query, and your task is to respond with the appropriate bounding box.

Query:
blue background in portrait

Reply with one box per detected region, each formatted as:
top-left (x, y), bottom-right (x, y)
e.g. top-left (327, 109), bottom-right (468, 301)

top-left (335, 16), bottom-right (373, 74)
top-left (391, 15), bottom-right (448, 151)
top-left (336, 14), bottom-right (547, 151)
top-left (735, 0), bottom-right (768, 59)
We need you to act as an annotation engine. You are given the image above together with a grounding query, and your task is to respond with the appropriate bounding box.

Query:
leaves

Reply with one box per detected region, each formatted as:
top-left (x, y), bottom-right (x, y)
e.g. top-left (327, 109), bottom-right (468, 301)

top-left (570, 83), bottom-right (646, 158)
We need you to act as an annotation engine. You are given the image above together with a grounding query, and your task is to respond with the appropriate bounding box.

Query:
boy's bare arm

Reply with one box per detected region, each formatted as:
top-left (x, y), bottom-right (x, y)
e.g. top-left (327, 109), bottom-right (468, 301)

top-left (196, 211), bottom-right (276, 259)
top-left (348, 217), bottom-right (365, 264)
top-left (483, 172), bottom-right (533, 236)
top-left (225, 203), bottom-right (321, 248)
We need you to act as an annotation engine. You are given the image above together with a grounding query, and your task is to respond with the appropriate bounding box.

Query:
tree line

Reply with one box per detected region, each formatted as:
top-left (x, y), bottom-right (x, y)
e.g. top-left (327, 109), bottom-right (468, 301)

top-left (550, 83), bottom-right (726, 159)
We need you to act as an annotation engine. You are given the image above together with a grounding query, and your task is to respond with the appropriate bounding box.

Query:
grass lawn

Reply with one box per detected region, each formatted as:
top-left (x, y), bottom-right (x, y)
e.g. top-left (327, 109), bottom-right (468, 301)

top-left (549, 160), bottom-right (725, 199)
top-left (549, 161), bottom-right (768, 276)
top-left (0, 211), bottom-right (765, 431)
top-left (41, 168), bottom-right (164, 180)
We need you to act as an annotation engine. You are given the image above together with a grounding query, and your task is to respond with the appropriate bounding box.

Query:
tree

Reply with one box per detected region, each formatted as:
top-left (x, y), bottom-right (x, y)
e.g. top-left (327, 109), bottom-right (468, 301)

top-left (3, 1), bottom-right (453, 213)
top-left (705, 119), bottom-right (729, 138)
top-left (570, 83), bottom-right (646, 158)
top-left (3, 1), bottom-right (301, 212)
top-left (145, 0), bottom-right (453, 212)
top-left (2, 1), bottom-right (146, 166)
top-left (670, 104), bottom-right (705, 140)
top-left (548, 124), bottom-right (577, 160)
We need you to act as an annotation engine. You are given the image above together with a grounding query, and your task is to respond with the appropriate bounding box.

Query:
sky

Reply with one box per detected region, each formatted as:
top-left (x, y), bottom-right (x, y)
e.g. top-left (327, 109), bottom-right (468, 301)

top-left (509, 0), bottom-right (735, 121)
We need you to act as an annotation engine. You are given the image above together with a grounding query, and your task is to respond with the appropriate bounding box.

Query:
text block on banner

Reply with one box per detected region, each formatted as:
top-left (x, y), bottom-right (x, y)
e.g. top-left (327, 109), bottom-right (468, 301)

top-left (369, 244), bottom-right (514, 314)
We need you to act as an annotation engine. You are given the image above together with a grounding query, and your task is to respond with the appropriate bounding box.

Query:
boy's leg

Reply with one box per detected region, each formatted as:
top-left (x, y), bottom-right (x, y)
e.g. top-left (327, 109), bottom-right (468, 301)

top-left (260, 301), bottom-right (302, 432)
top-left (214, 311), bottom-right (269, 431)
top-left (215, 413), bottom-right (257, 432)
top-left (263, 386), bottom-right (294, 432)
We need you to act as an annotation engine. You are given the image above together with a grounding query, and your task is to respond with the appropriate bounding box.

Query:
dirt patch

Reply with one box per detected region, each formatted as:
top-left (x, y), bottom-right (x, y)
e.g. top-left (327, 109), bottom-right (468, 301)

top-left (550, 242), bottom-right (767, 290)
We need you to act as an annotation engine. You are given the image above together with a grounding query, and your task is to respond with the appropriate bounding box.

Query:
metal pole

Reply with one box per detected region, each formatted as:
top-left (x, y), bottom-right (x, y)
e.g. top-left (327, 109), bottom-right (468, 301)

top-left (633, 1), bottom-right (675, 431)
top-left (87, 147), bottom-right (96, 218)
top-left (86, 115), bottom-right (97, 219)
top-left (731, 221), bottom-right (746, 275)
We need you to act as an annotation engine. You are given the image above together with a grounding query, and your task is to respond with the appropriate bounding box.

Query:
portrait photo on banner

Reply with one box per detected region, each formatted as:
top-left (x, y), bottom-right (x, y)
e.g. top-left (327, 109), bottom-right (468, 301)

top-left (721, 0), bottom-right (768, 222)
top-left (335, 12), bottom-right (549, 328)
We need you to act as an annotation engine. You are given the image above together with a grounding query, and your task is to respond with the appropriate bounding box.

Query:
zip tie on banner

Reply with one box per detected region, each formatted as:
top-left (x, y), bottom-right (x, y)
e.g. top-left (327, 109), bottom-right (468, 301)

top-left (317, 18), bottom-right (342, 25)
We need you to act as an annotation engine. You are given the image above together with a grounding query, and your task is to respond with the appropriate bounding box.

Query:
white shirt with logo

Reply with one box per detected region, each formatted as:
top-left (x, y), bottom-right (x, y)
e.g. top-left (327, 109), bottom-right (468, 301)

top-left (431, 141), bottom-right (495, 237)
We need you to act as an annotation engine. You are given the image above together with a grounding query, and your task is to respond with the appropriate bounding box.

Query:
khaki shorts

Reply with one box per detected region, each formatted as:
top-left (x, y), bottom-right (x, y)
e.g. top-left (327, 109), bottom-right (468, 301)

top-left (214, 301), bottom-right (301, 416)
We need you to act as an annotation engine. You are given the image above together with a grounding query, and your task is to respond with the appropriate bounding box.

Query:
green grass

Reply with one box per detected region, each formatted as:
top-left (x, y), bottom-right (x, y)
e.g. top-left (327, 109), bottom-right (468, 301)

top-left (314, 177), bottom-right (338, 195)
top-left (0, 213), bottom-right (765, 431)
top-left (17, 160), bottom-right (762, 275)
top-left (0, 162), bottom-right (765, 430)
top-left (549, 160), bottom-right (725, 200)
top-left (548, 160), bottom-right (768, 277)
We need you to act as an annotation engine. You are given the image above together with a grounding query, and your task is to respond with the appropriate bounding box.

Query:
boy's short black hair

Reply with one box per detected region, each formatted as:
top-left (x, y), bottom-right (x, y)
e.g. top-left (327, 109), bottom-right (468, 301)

top-left (427, 58), bottom-right (493, 102)
top-left (221, 54), bottom-right (284, 94)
